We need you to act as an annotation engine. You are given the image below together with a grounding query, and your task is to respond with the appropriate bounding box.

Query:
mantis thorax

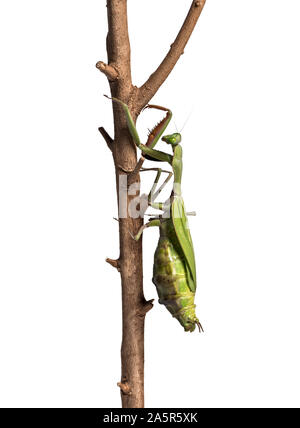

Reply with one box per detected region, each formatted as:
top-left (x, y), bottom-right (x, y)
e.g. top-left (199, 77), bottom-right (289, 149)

top-left (171, 144), bottom-right (183, 196)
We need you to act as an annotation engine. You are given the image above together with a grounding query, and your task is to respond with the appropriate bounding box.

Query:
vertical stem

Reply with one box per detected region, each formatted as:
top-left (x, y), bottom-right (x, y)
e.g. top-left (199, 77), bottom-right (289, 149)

top-left (101, 0), bottom-right (206, 408)
top-left (106, 0), bottom-right (150, 408)
top-left (113, 112), bottom-right (148, 408)
top-left (119, 211), bottom-right (146, 408)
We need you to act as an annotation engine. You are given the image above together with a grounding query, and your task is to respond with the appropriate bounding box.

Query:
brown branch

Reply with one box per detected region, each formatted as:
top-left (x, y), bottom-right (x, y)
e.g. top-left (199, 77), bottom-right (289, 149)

top-left (105, 257), bottom-right (121, 272)
top-left (99, 0), bottom-right (206, 410)
top-left (135, 0), bottom-right (206, 111)
top-left (105, 0), bottom-right (145, 409)
top-left (117, 380), bottom-right (132, 396)
top-left (98, 127), bottom-right (114, 152)
top-left (96, 61), bottom-right (119, 81)
top-left (137, 299), bottom-right (154, 318)
top-left (127, 156), bottom-right (145, 186)
top-left (106, 0), bottom-right (132, 91)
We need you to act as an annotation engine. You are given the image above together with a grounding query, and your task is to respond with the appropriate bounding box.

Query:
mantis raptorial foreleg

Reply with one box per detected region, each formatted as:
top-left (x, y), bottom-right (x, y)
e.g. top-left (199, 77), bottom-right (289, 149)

top-left (108, 97), bottom-right (173, 165)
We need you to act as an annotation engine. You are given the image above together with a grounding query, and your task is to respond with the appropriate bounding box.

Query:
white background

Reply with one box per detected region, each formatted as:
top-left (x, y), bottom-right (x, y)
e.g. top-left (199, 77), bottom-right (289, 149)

top-left (1, 0), bottom-right (300, 408)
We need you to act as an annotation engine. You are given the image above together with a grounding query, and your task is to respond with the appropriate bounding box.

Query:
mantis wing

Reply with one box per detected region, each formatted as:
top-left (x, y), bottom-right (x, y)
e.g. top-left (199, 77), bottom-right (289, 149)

top-left (172, 197), bottom-right (197, 292)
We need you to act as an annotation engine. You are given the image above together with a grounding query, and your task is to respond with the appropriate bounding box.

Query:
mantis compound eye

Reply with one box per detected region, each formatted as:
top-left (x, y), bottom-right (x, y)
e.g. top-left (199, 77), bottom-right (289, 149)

top-left (162, 132), bottom-right (182, 145)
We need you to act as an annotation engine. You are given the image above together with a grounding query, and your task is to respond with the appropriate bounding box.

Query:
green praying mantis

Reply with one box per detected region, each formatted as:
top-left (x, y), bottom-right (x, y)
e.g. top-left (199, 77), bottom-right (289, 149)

top-left (110, 97), bottom-right (203, 333)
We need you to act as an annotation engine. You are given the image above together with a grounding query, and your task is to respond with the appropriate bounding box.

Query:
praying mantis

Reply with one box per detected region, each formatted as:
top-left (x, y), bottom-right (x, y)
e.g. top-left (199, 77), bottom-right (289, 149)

top-left (111, 97), bottom-right (203, 333)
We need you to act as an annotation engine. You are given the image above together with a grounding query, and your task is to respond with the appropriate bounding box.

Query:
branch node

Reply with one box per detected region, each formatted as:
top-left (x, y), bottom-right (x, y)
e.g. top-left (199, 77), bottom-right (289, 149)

top-left (127, 157), bottom-right (145, 185)
top-left (117, 381), bottom-right (132, 395)
top-left (96, 61), bottom-right (119, 81)
top-left (106, 258), bottom-right (121, 272)
top-left (137, 299), bottom-right (154, 318)
top-left (98, 127), bottom-right (114, 152)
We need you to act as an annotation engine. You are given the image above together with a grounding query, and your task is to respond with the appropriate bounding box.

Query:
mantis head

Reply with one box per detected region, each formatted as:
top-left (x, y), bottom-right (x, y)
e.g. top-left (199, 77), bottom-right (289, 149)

top-left (162, 133), bottom-right (181, 146)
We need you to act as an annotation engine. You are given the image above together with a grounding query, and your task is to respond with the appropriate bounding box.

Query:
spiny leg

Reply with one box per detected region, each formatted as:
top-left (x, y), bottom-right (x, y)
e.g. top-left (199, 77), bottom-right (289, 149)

top-left (143, 104), bottom-right (171, 113)
top-left (107, 96), bottom-right (173, 164)
top-left (105, 95), bottom-right (141, 147)
top-left (140, 145), bottom-right (173, 164)
top-left (143, 105), bottom-right (173, 161)
top-left (125, 105), bottom-right (173, 180)
top-left (143, 105), bottom-right (172, 149)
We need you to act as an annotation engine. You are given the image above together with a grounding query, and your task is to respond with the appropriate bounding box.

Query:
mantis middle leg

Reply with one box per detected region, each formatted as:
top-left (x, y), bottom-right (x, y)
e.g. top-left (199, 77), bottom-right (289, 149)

top-left (131, 219), bottom-right (161, 241)
top-left (131, 167), bottom-right (172, 239)
top-left (140, 167), bottom-right (173, 201)
top-left (140, 167), bottom-right (172, 212)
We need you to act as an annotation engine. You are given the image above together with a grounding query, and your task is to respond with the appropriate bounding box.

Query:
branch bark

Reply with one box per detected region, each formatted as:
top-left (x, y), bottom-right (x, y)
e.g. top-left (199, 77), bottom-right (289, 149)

top-left (106, 257), bottom-right (121, 271)
top-left (97, 0), bottom-right (206, 408)
top-left (104, 0), bottom-right (146, 409)
top-left (96, 61), bottom-right (119, 81)
top-left (135, 0), bottom-right (206, 112)
top-left (98, 127), bottom-right (114, 152)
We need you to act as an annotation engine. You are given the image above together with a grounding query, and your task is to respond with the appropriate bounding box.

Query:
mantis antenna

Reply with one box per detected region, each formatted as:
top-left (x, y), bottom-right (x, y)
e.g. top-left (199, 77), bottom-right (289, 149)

top-left (180, 107), bottom-right (194, 132)
top-left (173, 114), bottom-right (179, 133)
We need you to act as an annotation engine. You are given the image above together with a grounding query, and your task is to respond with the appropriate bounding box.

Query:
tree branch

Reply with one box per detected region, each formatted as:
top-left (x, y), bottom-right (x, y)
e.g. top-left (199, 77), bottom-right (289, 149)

top-left (127, 156), bottom-right (145, 186)
top-left (106, 257), bottom-right (121, 272)
top-left (99, 0), bottom-right (206, 409)
top-left (105, 0), bottom-right (145, 409)
top-left (135, 0), bottom-right (206, 111)
top-left (96, 61), bottom-right (119, 81)
top-left (106, 0), bottom-right (132, 92)
top-left (137, 299), bottom-right (154, 318)
top-left (98, 127), bottom-right (114, 152)
top-left (117, 380), bottom-right (132, 395)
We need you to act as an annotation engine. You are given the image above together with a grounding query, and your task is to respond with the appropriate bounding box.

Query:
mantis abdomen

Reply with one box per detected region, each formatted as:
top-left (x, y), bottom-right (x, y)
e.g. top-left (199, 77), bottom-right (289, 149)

top-left (152, 219), bottom-right (200, 332)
